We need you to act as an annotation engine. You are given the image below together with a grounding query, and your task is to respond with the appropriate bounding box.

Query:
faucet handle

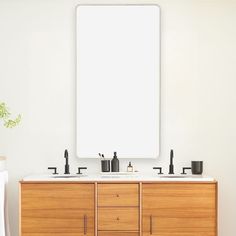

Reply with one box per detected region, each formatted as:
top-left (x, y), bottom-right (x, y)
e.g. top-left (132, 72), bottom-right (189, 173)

top-left (77, 167), bottom-right (87, 175)
top-left (181, 167), bottom-right (192, 175)
top-left (153, 167), bottom-right (163, 175)
top-left (48, 167), bottom-right (58, 175)
top-left (64, 149), bottom-right (68, 158)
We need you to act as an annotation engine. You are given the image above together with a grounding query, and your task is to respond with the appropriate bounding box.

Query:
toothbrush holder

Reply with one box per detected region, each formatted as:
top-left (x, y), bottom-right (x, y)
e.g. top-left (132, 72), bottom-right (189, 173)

top-left (101, 160), bottom-right (110, 172)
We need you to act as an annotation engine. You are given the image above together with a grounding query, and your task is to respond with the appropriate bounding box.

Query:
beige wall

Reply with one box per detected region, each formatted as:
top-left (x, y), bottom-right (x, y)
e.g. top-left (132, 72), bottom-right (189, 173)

top-left (0, 0), bottom-right (236, 235)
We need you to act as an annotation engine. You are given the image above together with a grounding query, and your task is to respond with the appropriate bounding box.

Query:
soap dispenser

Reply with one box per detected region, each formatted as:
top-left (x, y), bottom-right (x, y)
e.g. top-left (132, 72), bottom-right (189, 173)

top-left (111, 152), bottom-right (119, 172)
top-left (127, 162), bottom-right (133, 172)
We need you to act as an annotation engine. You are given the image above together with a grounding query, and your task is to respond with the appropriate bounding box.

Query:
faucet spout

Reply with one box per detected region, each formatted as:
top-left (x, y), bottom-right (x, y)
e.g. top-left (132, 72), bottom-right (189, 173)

top-left (169, 149), bottom-right (174, 174)
top-left (64, 149), bottom-right (70, 174)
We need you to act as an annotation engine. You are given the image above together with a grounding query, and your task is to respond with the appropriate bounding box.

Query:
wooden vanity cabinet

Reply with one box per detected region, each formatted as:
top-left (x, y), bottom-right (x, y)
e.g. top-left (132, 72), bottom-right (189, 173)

top-left (142, 183), bottom-right (217, 236)
top-left (20, 181), bottom-right (217, 236)
top-left (20, 183), bottom-right (95, 236)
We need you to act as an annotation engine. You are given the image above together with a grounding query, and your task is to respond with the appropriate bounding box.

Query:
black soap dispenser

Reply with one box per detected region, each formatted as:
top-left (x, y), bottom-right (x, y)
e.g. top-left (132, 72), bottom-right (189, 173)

top-left (111, 152), bottom-right (119, 172)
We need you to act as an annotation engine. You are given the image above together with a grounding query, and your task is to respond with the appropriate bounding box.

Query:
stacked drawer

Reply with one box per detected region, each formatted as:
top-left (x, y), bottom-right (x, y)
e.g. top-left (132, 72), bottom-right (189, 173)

top-left (97, 183), bottom-right (140, 236)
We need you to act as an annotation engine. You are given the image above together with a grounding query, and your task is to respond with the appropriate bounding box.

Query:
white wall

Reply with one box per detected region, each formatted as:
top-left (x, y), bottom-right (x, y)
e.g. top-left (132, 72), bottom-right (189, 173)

top-left (0, 0), bottom-right (236, 235)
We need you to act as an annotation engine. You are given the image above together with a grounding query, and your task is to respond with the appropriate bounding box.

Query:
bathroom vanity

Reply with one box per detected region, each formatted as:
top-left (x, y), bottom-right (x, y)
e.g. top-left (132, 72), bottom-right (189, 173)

top-left (19, 175), bottom-right (217, 236)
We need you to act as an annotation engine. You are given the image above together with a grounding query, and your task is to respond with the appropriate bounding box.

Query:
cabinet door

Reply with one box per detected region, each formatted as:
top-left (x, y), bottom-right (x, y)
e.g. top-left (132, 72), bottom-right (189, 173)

top-left (21, 183), bottom-right (94, 236)
top-left (142, 183), bottom-right (217, 236)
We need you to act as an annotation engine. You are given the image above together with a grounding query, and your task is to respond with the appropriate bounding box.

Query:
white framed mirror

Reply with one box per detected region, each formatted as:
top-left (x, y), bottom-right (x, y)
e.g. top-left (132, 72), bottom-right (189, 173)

top-left (76, 3), bottom-right (160, 158)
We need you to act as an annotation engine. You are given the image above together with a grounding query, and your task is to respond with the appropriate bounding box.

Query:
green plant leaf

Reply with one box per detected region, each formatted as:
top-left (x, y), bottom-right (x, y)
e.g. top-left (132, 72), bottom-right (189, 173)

top-left (4, 114), bottom-right (21, 128)
top-left (0, 102), bottom-right (21, 128)
top-left (0, 102), bottom-right (10, 119)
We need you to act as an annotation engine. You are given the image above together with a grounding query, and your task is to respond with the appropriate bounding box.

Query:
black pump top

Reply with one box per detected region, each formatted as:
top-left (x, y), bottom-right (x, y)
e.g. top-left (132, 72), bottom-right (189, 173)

top-left (128, 162), bottom-right (132, 167)
top-left (170, 149), bottom-right (174, 158)
top-left (113, 152), bottom-right (117, 158)
top-left (64, 149), bottom-right (68, 158)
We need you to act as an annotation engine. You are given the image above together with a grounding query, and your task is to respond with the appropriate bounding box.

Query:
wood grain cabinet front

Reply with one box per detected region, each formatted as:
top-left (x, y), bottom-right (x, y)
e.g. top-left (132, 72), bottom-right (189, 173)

top-left (97, 183), bottom-right (140, 235)
top-left (142, 183), bottom-right (217, 236)
top-left (97, 183), bottom-right (139, 207)
top-left (98, 207), bottom-right (139, 231)
top-left (20, 183), bottom-right (95, 236)
top-left (20, 181), bottom-right (217, 236)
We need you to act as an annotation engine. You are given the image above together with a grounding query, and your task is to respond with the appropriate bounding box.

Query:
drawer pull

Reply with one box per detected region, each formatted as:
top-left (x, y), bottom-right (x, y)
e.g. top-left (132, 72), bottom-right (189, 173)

top-left (116, 217), bottom-right (120, 221)
top-left (84, 214), bottom-right (87, 235)
top-left (116, 194), bottom-right (120, 197)
top-left (150, 215), bottom-right (153, 235)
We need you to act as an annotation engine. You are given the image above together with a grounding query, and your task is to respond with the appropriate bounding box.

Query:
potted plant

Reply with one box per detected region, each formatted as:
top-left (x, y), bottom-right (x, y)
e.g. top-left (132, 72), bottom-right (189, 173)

top-left (0, 102), bottom-right (21, 128)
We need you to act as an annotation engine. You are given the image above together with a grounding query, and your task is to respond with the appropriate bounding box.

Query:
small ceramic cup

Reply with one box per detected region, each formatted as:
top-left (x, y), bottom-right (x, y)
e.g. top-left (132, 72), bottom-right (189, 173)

top-left (191, 161), bottom-right (203, 175)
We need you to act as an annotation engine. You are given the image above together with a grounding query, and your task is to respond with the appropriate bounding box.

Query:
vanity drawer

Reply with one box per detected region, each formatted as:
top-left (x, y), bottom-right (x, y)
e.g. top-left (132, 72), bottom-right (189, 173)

top-left (98, 207), bottom-right (139, 231)
top-left (98, 232), bottom-right (139, 236)
top-left (98, 183), bottom-right (139, 206)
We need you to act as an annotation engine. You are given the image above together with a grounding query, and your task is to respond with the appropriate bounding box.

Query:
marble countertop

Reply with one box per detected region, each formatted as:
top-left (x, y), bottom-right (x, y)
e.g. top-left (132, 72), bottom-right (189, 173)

top-left (21, 173), bottom-right (215, 182)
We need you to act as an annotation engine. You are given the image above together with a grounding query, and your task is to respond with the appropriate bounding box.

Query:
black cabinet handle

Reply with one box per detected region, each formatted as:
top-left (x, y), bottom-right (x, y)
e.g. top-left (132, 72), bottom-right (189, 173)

top-left (84, 214), bottom-right (87, 235)
top-left (77, 167), bottom-right (87, 175)
top-left (48, 167), bottom-right (58, 175)
top-left (150, 215), bottom-right (153, 235)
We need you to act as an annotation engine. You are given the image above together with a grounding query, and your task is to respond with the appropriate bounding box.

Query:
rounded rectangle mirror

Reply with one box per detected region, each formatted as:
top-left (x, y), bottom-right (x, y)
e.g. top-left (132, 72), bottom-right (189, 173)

top-left (76, 3), bottom-right (160, 158)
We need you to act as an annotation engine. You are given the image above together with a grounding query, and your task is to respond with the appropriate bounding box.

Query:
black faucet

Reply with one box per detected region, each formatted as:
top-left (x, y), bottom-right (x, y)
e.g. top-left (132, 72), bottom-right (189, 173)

top-left (168, 149), bottom-right (174, 174)
top-left (64, 149), bottom-right (70, 174)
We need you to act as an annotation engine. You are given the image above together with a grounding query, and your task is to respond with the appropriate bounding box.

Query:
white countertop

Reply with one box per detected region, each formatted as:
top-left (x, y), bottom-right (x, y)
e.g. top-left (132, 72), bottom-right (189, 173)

top-left (22, 173), bottom-right (215, 182)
